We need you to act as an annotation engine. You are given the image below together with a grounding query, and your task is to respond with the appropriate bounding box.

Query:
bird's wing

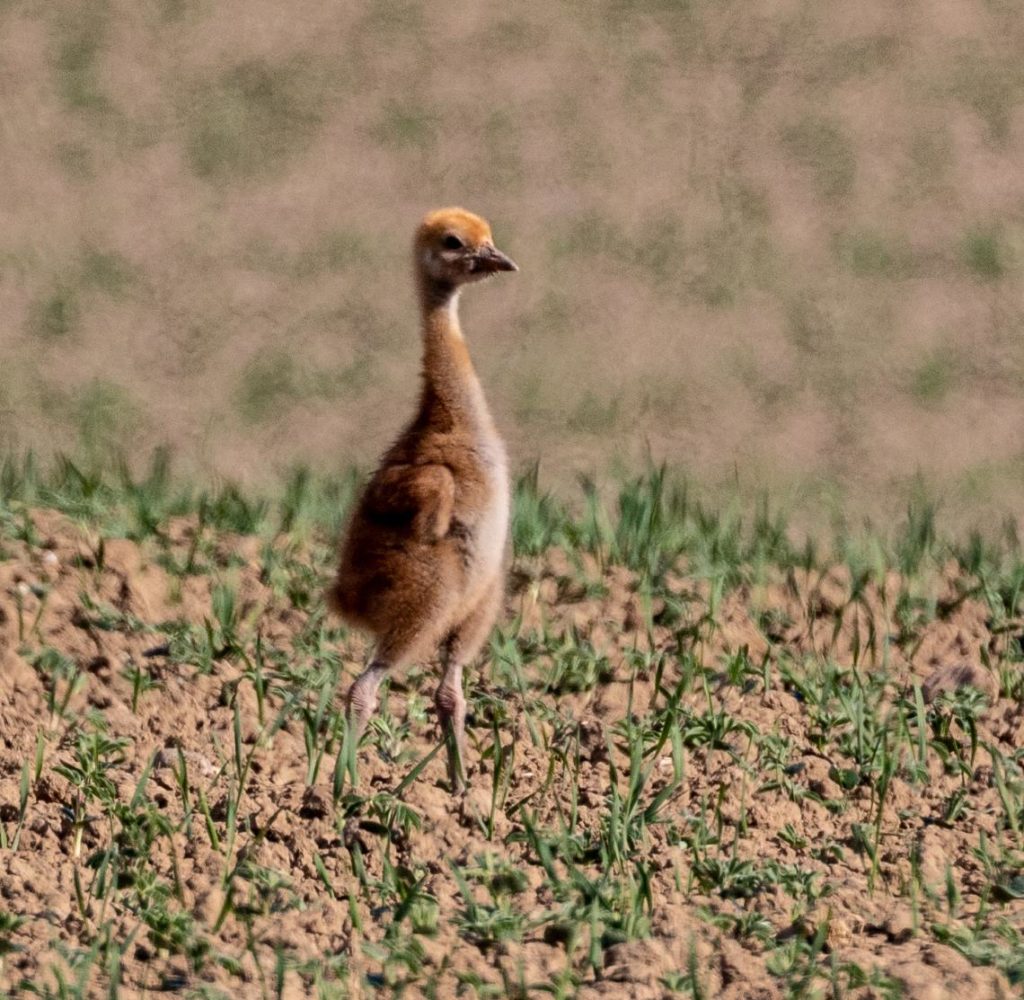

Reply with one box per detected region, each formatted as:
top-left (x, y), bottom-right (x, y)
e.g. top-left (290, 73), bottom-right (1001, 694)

top-left (363, 463), bottom-right (456, 542)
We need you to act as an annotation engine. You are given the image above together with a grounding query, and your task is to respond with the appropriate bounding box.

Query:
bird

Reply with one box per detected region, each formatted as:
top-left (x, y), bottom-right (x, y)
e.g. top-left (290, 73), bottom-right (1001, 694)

top-left (329, 207), bottom-right (518, 791)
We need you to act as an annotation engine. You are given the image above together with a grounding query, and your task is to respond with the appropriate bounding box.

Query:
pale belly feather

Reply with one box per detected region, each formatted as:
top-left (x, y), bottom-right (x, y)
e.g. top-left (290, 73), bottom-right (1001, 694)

top-left (463, 436), bottom-right (509, 598)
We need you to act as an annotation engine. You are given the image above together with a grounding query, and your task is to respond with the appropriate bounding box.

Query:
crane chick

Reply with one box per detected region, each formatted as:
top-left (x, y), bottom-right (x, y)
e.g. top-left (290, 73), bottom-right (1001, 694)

top-left (329, 208), bottom-right (517, 791)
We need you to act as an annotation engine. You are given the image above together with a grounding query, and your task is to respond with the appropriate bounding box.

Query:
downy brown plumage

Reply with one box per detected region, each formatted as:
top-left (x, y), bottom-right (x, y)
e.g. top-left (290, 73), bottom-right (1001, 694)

top-left (329, 208), bottom-right (517, 790)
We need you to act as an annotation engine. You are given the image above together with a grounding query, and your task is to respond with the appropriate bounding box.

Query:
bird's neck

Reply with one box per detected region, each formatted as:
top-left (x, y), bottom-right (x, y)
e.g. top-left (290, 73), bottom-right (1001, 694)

top-left (418, 281), bottom-right (491, 432)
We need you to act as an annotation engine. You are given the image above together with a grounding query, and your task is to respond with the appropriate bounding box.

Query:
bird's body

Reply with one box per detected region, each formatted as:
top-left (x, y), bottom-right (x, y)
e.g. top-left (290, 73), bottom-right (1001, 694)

top-left (330, 208), bottom-right (517, 789)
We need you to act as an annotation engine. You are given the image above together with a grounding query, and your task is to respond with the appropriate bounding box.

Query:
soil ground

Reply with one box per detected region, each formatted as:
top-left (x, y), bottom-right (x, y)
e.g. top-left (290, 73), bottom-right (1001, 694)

top-left (2, 489), bottom-right (1023, 998)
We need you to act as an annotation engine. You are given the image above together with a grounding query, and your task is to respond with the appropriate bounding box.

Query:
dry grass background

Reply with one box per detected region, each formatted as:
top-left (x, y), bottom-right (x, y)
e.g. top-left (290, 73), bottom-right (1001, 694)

top-left (1, 0), bottom-right (1024, 514)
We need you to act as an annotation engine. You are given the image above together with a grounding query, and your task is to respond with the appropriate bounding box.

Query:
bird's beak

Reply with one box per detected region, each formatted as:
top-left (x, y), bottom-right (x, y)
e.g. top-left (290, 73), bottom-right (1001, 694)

top-left (475, 245), bottom-right (519, 273)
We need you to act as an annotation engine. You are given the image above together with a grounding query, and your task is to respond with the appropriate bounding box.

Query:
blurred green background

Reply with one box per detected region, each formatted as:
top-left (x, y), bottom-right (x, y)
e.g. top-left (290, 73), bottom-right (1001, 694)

top-left (2, 0), bottom-right (1023, 516)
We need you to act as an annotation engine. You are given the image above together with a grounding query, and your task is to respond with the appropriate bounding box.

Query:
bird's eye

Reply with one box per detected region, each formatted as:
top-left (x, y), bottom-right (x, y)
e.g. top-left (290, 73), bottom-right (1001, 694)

top-left (442, 235), bottom-right (464, 250)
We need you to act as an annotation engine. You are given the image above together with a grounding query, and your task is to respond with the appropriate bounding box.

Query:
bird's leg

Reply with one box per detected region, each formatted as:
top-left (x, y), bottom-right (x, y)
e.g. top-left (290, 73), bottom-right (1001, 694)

top-left (434, 580), bottom-right (503, 794)
top-left (435, 656), bottom-right (468, 793)
top-left (345, 659), bottom-right (389, 745)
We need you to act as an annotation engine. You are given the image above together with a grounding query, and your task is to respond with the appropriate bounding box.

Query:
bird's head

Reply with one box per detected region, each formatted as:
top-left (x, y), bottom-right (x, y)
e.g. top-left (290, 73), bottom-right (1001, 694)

top-left (414, 208), bottom-right (517, 298)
